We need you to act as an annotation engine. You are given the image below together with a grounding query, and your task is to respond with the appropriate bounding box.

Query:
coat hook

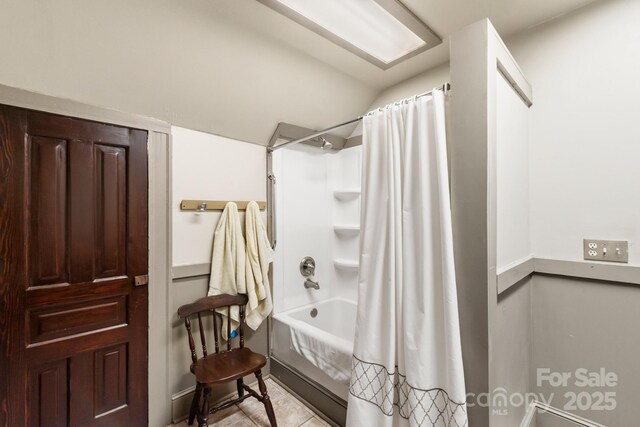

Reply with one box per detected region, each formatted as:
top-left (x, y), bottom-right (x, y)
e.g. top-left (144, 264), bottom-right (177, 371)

top-left (197, 202), bottom-right (207, 212)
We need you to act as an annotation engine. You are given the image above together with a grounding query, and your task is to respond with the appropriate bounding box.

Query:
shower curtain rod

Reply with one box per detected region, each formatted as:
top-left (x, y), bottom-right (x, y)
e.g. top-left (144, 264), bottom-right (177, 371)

top-left (267, 82), bottom-right (450, 152)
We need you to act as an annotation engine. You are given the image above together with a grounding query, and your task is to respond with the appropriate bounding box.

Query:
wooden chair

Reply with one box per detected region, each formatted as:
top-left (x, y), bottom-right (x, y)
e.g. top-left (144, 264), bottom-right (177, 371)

top-left (177, 294), bottom-right (277, 427)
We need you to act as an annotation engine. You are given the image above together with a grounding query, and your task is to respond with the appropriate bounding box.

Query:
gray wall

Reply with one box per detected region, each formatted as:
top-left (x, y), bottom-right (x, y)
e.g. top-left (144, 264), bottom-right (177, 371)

top-left (449, 20), bottom-right (491, 426)
top-left (170, 273), bottom-right (269, 421)
top-left (532, 275), bottom-right (640, 427)
top-left (450, 18), bottom-right (534, 426)
top-left (494, 277), bottom-right (533, 426)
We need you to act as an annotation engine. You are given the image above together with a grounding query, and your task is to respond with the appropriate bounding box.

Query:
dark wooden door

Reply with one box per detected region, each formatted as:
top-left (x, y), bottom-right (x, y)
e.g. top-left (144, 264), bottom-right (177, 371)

top-left (0, 105), bottom-right (148, 427)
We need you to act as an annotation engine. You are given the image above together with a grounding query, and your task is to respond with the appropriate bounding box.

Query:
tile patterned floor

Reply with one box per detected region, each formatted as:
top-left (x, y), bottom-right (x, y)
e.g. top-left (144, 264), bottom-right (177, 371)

top-left (171, 379), bottom-right (332, 427)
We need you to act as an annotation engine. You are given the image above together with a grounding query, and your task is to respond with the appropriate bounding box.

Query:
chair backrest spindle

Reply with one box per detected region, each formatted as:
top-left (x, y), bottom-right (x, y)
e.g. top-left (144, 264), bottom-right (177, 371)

top-left (239, 304), bottom-right (245, 348)
top-left (227, 306), bottom-right (232, 351)
top-left (177, 294), bottom-right (249, 362)
top-left (212, 310), bottom-right (220, 353)
top-left (184, 318), bottom-right (198, 364)
top-left (197, 313), bottom-right (207, 357)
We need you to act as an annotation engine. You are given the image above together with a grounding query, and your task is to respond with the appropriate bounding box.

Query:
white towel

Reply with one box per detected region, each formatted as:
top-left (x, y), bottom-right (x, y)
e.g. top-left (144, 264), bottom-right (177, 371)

top-left (207, 202), bottom-right (246, 337)
top-left (289, 320), bottom-right (352, 384)
top-left (244, 201), bottom-right (274, 330)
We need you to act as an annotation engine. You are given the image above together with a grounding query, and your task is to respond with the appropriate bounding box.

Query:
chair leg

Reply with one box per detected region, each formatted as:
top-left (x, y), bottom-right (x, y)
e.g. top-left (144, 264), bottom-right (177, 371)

top-left (188, 383), bottom-right (202, 426)
top-left (199, 385), bottom-right (211, 427)
top-left (255, 370), bottom-right (277, 427)
top-left (237, 378), bottom-right (245, 398)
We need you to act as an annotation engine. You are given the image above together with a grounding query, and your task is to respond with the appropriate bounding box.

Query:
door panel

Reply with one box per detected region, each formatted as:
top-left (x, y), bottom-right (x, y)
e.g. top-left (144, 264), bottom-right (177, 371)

top-left (28, 295), bottom-right (127, 345)
top-left (28, 136), bottom-right (68, 287)
top-left (28, 359), bottom-right (69, 427)
top-left (0, 105), bottom-right (148, 427)
top-left (69, 139), bottom-right (96, 284)
top-left (94, 144), bottom-right (127, 279)
top-left (94, 344), bottom-right (128, 416)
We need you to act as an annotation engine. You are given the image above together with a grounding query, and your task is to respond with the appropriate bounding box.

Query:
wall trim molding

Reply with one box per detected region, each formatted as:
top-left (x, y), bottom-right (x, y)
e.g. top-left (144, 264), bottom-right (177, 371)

top-left (497, 257), bottom-right (535, 294)
top-left (172, 263), bottom-right (211, 279)
top-left (0, 83), bottom-right (171, 133)
top-left (498, 257), bottom-right (640, 294)
top-left (533, 257), bottom-right (640, 286)
top-left (177, 257), bottom-right (640, 294)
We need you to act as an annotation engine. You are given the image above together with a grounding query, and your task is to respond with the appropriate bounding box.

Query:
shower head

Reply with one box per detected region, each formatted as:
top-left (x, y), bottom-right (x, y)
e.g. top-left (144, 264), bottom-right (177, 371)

top-left (319, 136), bottom-right (333, 151)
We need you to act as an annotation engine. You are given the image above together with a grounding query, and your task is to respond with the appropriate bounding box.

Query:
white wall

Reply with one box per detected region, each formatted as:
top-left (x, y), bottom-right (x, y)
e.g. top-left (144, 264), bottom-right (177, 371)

top-left (365, 64), bottom-right (450, 110)
top-left (496, 72), bottom-right (531, 271)
top-left (371, 0), bottom-right (640, 267)
top-left (0, 0), bottom-right (376, 145)
top-left (172, 126), bottom-right (266, 267)
top-left (508, 0), bottom-right (640, 266)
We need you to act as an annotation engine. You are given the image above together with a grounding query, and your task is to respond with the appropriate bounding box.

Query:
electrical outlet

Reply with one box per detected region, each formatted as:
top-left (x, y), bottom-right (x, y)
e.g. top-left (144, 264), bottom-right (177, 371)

top-left (583, 239), bottom-right (629, 263)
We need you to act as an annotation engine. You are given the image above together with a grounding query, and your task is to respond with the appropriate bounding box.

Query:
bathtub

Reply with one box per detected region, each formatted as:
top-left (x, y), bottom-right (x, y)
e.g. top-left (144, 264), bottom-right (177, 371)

top-left (271, 297), bottom-right (357, 401)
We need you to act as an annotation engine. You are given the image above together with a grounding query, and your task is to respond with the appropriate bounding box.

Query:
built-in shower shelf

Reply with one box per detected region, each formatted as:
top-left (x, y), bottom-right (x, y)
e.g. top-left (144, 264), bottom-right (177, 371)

top-left (334, 259), bottom-right (359, 271)
top-left (333, 189), bottom-right (361, 201)
top-left (334, 225), bottom-right (360, 237)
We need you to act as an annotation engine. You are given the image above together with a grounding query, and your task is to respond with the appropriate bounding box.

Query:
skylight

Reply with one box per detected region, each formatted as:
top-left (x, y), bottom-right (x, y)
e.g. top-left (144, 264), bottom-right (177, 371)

top-left (259, 0), bottom-right (441, 69)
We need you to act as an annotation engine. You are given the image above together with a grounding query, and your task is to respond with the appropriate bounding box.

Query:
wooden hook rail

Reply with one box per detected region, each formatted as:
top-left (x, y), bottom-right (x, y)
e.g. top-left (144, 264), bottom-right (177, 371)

top-left (180, 200), bottom-right (266, 212)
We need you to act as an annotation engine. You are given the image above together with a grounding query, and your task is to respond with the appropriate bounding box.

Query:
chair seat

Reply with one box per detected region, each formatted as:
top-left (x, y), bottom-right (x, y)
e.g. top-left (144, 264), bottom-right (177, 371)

top-left (191, 347), bottom-right (267, 384)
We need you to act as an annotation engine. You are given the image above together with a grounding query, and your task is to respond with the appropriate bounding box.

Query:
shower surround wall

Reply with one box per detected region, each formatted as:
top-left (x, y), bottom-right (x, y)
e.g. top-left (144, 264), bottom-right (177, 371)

top-left (270, 143), bottom-right (361, 423)
top-left (272, 144), bottom-right (331, 312)
top-left (272, 143), bottom-right (361, 313)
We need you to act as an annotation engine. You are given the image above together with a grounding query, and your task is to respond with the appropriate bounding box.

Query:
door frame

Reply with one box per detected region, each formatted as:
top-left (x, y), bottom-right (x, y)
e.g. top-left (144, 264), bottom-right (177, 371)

top-left (0, 83), bottom-right (173, 427)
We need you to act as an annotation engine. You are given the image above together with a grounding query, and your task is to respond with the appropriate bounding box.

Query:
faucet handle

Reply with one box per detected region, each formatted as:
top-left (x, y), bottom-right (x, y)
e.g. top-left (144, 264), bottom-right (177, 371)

top-left (300, 256), bottom-right (316, 277)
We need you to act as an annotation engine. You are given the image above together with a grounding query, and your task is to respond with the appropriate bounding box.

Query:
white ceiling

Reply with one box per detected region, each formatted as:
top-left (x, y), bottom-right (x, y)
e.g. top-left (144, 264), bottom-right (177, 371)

top-left (0, 0), bottom-right (601, 146)
top-left (224, 0), bottom-right (599, 89)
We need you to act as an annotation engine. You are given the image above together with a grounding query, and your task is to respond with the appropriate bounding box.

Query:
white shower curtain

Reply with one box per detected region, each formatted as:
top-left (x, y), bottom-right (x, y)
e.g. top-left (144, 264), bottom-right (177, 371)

top-left (346, 91), bottom-right (468, 427)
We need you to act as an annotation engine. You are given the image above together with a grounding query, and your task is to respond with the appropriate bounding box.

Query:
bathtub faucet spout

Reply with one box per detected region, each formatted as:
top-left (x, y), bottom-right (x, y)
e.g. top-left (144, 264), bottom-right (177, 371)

top-left (304, 278), bottom-right (320, 290)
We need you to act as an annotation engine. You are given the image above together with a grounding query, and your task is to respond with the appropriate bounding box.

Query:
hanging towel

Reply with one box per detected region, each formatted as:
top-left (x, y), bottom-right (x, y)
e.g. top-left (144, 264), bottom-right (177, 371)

top-left (244, 200), bottom-right (274, 330)
top-left (289, 319), bottom-right (352, 384)
top-left (207, 202), bottom-right (246, 338)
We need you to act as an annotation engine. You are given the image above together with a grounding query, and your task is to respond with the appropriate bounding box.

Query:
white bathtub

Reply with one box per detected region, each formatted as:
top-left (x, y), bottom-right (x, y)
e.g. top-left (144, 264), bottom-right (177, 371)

top-left (272, 297), bottom-right (357, 400)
